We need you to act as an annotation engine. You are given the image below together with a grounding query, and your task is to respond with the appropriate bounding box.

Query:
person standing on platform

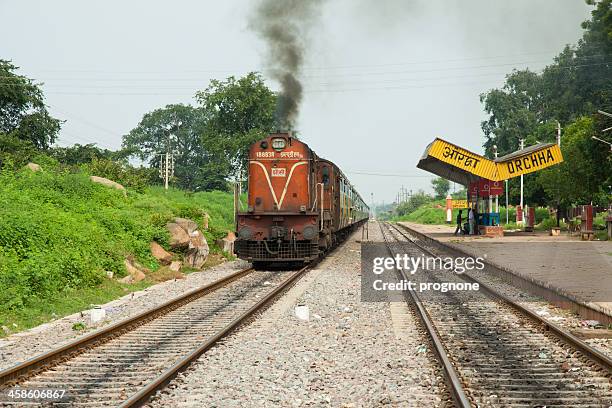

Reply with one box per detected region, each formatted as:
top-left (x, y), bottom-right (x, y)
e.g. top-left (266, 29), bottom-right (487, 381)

top-left (454, 210), bottom-right (463, 236)
top-left (468, 207), bottom-right (475, 235)
top-left (473, 206), bottom-right (479, 235)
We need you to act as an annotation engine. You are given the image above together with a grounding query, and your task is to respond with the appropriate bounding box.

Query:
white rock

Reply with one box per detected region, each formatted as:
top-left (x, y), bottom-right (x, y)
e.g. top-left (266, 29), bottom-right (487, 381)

top-left (90, 307), bottom-right (106, 324)
top-left (295, 305), bottom-right (310, 321)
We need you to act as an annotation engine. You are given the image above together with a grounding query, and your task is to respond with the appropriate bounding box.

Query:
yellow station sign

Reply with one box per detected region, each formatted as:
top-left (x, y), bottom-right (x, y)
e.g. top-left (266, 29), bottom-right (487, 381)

top-left (428, 139), bottom-right (499, 181)
top-left (496, 144), bottom-right (563, 180)
top-left (451, 199), bottom-right (468, 209)
top-left (422, 138), bottom-right (564, 182)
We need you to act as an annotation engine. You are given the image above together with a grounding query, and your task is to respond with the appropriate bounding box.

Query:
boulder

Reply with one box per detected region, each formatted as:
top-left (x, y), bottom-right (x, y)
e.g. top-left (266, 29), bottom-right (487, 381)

top-left (124, 258), bottom-right (148, 283)
top-left (174, 217), bottom-right (199, 234)
top-left (184, 230), bottom-right (209, 269)
top-left (167, 223), bottom-right (190, 248)
top-left (119, 275), bottom-right (133, 284)
top-left (90, 176), bottom-right (126, 194)
top-left (169, 260), bottom-right (182, 273)
top-left (216, 238), bottom-right (234, 254)
top-left (25, 162), bottom-right (42, 172)
top-left (216, 231), bottom-right (236, 254)
top-left (150, 241), bottom-right (173, 265)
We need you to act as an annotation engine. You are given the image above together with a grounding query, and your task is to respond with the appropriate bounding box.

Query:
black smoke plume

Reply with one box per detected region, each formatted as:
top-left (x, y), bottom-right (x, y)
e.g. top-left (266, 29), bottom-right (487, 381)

top-left (251, 0), bottom-right (323, 130)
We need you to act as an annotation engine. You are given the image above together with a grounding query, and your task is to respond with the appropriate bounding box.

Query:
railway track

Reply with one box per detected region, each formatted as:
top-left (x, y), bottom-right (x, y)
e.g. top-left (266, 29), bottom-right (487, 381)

top-left (379, 221), bottom-right (612, 408)
top-left (0, 265), bottom-right (308, 407)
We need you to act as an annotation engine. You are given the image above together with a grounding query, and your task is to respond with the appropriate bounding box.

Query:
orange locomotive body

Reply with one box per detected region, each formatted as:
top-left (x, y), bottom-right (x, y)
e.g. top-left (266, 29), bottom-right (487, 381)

top-left (235, 132), bottom-right (369, 264)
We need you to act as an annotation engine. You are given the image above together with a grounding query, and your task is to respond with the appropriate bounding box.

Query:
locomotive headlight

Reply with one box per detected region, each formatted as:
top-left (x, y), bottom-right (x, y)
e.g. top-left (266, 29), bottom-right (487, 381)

top-left (238, 226), bottom-right (253, 240)
top-left (302, 225), bottom-right (317, 240)
top-left (271, 138), bottom-right (286, 151)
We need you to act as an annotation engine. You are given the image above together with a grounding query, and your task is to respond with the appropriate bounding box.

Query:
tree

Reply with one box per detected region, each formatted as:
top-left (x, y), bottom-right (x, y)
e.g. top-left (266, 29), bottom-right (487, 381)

top-left (0, 60), bottom-right (61, 149)
top-left (396, 190), bottom-right (433, 216)
top-left (50, 143), bottom-right (117, 166)
top-left (0, 133), bottom-right (38, 168)
top-left (196, 72), bottom-right (277, 179)
top-left (539, 117), bottom-right (611, 207)
top-left (480, 69), bottom-right (544, 158)
top-left (123, 104), bottom-right (226, 191)
top-left (480, 1), bottom-right (612, 207)
top-left (431, 177), bottom-right (450, 199)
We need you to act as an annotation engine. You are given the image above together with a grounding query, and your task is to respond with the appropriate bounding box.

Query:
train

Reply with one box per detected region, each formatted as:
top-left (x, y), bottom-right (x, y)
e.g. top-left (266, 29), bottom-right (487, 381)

top-left (234, 132), bottom-right (369, 264)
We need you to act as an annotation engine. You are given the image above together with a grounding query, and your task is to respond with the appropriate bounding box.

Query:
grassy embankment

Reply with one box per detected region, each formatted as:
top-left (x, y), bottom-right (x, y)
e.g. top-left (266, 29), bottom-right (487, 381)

top-left (0, 166), bottom-right (235, 335)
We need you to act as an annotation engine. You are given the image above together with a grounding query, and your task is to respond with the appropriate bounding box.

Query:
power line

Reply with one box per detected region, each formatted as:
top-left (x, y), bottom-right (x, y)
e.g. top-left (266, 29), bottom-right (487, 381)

top-left (13, 50), bottom-right (609, 75)
top-left (1, 56), bottom-right (610, 84)
top-left (345, 170), bottom-right (434, 178)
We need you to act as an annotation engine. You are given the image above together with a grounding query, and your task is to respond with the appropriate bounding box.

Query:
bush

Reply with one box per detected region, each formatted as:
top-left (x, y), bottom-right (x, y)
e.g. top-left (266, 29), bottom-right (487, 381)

top-left (0, 168), bottom-right (234, 319)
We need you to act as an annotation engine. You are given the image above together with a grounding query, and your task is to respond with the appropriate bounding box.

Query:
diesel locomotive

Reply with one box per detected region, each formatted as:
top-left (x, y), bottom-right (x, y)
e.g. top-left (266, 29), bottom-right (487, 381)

top-left (234, 132), bottom-right (369, 264)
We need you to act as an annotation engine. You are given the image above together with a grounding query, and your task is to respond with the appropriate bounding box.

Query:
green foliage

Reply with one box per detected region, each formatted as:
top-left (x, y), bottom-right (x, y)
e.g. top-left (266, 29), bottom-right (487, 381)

top-left (0, 133), bottom-right (39, 168)
top-left (84, 158), bottom-right (156, 193)
top-left (0, 60), bottom-right (61, 149)
top-left (393, 198), bottom-right (550, 227)
top-left (49, 143), bottom-right (120, 166)
top-left (451, 188), bottom-right (467, 199)
top-left (122, 104), bottom-right (225, 191)
top-left (397, 204), bottom-right (451, 224)
top-left (480, 2), bottom-right (612, 206)
top-left (196, 72), bottom-right (277, 179)
top-left (539, 117), bottom-right (611, 206)
top-left (395, 190), bottom-right (434, 216)
top-left (0, 167), bottom-right (235, 331)
top-left (431, 177), bottom-right (450, 199)
top-left (72, 322), bottom-right (87, 331)
top-left (123, 73), bottom-right (277, 190)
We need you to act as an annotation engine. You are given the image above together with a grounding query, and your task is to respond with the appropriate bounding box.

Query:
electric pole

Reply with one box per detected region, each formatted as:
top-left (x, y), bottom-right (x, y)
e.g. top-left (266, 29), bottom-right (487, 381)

top-left (370, 192), bottom-right (374, 219)
top-left (519, 138), bottom-right (525, 224)
top-left (158, 152), bottom-right (175, 190)
top-left (158, 127), bottom-right (176, 190)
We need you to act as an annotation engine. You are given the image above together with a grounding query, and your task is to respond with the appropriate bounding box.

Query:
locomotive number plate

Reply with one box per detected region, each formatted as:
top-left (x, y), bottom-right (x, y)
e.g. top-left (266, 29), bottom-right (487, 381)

top-left (271, 168), bottom-right (286, 177)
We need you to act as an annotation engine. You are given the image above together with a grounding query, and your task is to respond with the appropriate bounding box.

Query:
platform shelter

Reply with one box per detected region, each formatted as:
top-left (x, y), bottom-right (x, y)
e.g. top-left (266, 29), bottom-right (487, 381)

top-left (417, 138), bottom-right (563, 235)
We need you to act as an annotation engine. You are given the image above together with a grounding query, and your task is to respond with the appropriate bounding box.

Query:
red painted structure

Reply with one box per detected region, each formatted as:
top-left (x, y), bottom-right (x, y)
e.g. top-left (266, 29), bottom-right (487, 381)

top-left (235, 133), bottom-right (369, 263)
top-left (581, 205), bottom-right (594, 233)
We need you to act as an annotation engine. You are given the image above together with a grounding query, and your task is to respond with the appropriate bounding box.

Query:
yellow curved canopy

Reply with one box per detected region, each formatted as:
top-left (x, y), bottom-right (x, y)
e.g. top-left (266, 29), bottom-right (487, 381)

top-left (417, 138), bottom-right (563, 185)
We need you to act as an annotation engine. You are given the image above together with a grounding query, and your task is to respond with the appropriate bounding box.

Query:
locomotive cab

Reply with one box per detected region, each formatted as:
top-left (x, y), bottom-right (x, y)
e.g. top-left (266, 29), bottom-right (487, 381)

top-left (235, 133), bottom-right (320, 262)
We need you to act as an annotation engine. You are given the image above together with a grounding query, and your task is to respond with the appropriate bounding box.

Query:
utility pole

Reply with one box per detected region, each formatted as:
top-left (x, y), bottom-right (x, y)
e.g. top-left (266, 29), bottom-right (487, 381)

top-left (158, 127), bottom-right (176, 190)
top-left (493, 145), bottom-right (499, 215)
top-left (519, 138), bottom-right (525, 225)
top-left (158, 152), bottom-right (175, 190)
top-left (371, 192), bottom-right (374, 219)
top-left (557, 121), bottom-right (562, 146)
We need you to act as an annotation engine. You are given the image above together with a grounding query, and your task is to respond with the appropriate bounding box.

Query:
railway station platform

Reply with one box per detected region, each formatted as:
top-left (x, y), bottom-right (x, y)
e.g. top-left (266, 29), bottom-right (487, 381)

top-left (398, 222), bottom-right (612, 320)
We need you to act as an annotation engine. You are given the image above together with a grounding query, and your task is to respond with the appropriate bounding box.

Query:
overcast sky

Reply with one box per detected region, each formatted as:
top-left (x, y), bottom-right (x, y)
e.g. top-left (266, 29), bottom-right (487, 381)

top-left (0, 0), bottom-right (591, 204)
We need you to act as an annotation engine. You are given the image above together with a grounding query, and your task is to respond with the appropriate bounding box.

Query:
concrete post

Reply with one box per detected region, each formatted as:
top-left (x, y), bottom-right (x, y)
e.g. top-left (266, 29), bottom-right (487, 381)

top-left (446, 194), bottom-right (452, 223)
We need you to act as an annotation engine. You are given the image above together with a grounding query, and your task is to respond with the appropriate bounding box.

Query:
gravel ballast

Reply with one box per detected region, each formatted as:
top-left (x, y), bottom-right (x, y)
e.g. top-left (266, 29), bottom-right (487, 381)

top-left (148, 227), bottom-right (449, 407)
